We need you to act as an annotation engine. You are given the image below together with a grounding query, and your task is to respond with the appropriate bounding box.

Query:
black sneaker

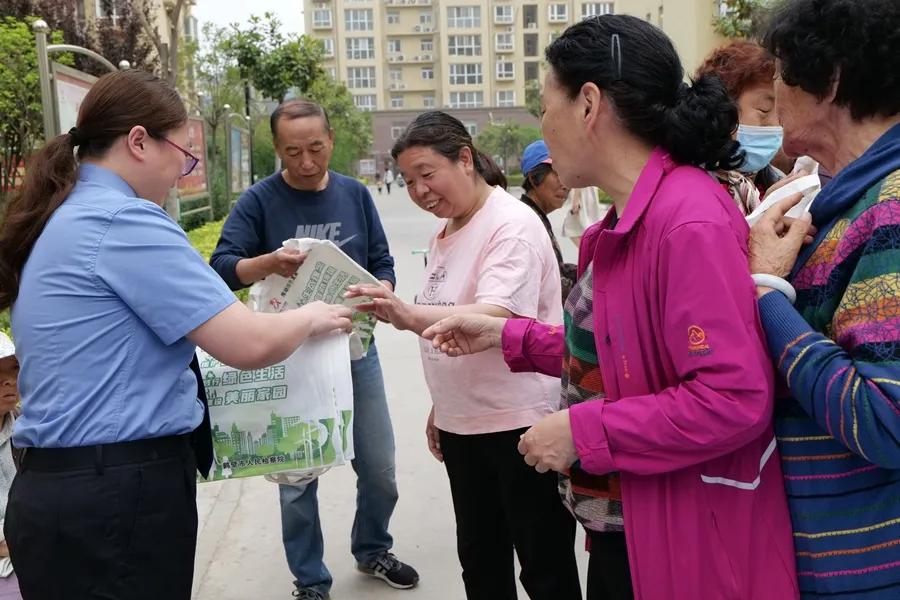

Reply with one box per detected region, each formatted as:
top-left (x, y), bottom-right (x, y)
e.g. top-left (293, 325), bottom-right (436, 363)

top-left (357, 551), bottom-right (420, 589)
top-left (292, 588), bottom-right (328, 600)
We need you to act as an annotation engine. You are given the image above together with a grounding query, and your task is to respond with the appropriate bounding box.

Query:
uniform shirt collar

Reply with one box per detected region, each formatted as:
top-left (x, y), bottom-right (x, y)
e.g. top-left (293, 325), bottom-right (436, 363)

top-left (77, 163), bottom-right (137, 198)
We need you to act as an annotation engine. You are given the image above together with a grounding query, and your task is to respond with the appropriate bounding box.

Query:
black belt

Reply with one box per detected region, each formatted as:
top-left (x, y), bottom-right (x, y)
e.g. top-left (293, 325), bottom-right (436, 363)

top-left (21, 434), bottom-right (193, 473)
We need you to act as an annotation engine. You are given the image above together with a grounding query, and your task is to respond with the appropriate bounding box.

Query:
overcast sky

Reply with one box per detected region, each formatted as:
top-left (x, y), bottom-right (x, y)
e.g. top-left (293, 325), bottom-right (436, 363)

top-left (192, 0), bottom-right (304, 35)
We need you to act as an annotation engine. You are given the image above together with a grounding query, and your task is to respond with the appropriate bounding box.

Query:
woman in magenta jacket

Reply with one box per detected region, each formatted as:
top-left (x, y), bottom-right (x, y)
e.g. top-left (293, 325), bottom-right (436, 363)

top-left (423, 15), bottom-right (798, 600)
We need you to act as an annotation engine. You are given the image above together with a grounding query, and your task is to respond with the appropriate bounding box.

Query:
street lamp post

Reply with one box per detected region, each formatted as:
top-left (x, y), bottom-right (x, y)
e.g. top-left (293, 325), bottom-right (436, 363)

top-left (223, 103), bottom-right (251, 205)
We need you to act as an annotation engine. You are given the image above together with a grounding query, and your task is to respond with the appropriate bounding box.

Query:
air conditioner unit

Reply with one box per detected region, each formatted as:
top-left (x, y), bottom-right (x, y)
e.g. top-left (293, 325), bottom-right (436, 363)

top-left (506, 26), bottom-right (514, 32)
top-left (422, 53), bottom-right (432, 60)
top-left (423, 26), bottom-right (432, 32)
top-left (414, 25), bottom-right (421, 32)
top-left (527, 22), bottom-right (538, 30)
top-left (398, 54), bottom-right (405, 61)
top-left (389, 83), bottom-right (398, 90)
top-left (400, 84), bottom-right (407, 89)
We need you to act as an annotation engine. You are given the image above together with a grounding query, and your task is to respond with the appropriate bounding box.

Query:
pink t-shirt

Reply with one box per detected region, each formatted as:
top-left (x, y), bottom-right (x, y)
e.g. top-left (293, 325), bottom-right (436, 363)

top-left (417, 187), bottom-right (563, 435)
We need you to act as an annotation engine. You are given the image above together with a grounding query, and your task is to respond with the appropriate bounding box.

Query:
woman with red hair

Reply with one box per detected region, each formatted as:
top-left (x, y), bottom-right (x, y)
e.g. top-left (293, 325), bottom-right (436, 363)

top-left (696, 40), bottom-right (785, 214)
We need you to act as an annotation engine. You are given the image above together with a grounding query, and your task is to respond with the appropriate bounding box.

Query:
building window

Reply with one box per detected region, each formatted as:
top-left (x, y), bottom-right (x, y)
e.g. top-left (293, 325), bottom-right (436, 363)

top-left (346, 37), bottom-right (375, 60)
top-left (447, 6), bottom-right (481, 28)
top-left (345, 9), bottom-right (374, 31)
top-left (549, 4), bottom-right (569, 22)
top-left (391, 124), bottom-right (407, 140)
top-left (525, 61), bottom-right (539, 81)
top-left (420, 11), bottom-right (433, 25)
top-left (391, 95), bottom-right (404, 109)
top-left (421, 38), bottom-right (434, 52)
top-left (495, 33), bottom-right (514, 52)
top-left (319, 38), bottom-right (334, 57)
top-left (328, 67), bottom-right (337, 79)
top-left (548, 32), bottom-right (560, 44)
top-left (524, 33), bottom-right (539, 56)
top-left (423, 94), bottom-right (436, 108)
top-left (450, 91), bottom-right (484, 108)
top-left (496, 62), bottom-right (514, 80)
top-left (96, 0), bottom-right (120, 24)
top-left (496, 90), bottom-right (516, 107)
top-left (347, 66), bottom-right (376, 89)
top-left (388, 39), bottom-right (402, 54)
top-left (449, 63), bottom-right (483, 85)
top-left (353, 94), bottom-right (376, 111)
top-left (523, 4), bottom-right (538, 27)
top-left (448, 35), bottom-right (482, 56)
top-left (313, 9), bottom-right (332, 28)
top-left (465, 122), bottom-right (478, 137)
top-left (421, 67), bottom-right (434, 80)
top-left (389, 67), bottom-right (403, 83)
top-left (387, 9), bottom-right (400, 24)
top-left (582, 2), bottom-right (614, 18)
top-left (494, 5), bottom-right (513, 24)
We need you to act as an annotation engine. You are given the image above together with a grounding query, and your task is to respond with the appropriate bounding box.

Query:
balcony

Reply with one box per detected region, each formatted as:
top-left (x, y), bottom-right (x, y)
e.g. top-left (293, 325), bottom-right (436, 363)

top-left (388, 24), bottom-right (437, 36)
top-left (387, 54), bottom-right (435, 64)
top-left (385, 0), bottom-right (432, 6)
top-left (312, 22), bottom-right (333, 30)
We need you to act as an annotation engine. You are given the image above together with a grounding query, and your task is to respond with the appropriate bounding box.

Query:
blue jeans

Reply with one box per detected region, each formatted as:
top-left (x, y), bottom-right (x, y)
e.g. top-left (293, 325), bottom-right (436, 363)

top-left (279, 343), bottom-right (398, 594)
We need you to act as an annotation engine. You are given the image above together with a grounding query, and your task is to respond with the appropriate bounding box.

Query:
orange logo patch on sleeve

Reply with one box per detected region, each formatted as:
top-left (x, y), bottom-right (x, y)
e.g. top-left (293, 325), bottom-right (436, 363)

top-left (688, 325), bottom-right (712, 356)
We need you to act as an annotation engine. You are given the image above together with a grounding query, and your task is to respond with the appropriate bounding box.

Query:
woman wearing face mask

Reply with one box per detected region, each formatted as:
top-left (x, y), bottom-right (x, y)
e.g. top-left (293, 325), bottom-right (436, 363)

top-left (422, 15), bottom-right (798, 600)
top-left (696, 40), bottom-right (785, 215)
top-left (519, 140), bottom-right (576, 304)
top-left (0, 70), bottom-right (351, 600)
top-left (346, 111), bottom-right (582, 600)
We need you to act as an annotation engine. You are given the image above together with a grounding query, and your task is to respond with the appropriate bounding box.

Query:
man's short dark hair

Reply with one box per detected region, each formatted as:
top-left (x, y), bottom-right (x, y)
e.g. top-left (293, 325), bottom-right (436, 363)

top-left (270, 99), bottom-right (331, 138)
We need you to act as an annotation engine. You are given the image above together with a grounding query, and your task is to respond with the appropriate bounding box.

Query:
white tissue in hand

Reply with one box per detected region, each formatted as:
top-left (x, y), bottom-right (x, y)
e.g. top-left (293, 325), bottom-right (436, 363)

top-left (746, 174), bottom-right (821, 227)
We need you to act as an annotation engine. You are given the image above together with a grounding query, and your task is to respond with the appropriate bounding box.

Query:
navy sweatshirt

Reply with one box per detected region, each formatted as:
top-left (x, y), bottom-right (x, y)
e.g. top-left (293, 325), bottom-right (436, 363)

top-left (210, 171), bottom-right (396, 291)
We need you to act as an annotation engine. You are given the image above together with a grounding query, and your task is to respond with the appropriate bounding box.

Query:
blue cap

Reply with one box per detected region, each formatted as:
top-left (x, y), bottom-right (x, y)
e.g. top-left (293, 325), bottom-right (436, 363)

top-left (520, 140), bottom-right (553, 176)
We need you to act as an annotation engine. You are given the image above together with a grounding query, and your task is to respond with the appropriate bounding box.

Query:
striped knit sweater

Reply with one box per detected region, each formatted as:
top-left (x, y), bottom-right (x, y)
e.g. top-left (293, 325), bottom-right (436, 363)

top-left (758, 162), bottom-right (900, 598)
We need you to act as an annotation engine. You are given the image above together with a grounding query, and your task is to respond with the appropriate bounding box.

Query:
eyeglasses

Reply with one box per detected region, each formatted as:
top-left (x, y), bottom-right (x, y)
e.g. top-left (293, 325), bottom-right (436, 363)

top-left (162, 137), bottom-right (200, 177)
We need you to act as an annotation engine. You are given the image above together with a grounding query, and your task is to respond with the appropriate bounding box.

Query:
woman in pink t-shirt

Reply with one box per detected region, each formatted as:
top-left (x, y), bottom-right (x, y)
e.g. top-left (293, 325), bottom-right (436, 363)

top-left (347, 111), bottom-right (581, 599)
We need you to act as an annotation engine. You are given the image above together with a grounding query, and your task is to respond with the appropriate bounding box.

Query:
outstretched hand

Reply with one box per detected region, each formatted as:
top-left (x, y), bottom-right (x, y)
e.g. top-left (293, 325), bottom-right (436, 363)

top-left (421, 314), bottom-right (506, 357)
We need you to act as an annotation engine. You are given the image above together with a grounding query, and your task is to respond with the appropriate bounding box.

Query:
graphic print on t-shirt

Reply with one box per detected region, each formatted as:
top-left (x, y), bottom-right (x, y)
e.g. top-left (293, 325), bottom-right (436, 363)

top-left (295, 222), bottom-right (357, 248)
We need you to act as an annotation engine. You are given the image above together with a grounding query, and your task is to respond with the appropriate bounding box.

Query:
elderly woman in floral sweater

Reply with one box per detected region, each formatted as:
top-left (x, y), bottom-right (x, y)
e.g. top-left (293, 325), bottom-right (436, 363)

top-left (749, 0), bottom-right (900, 597)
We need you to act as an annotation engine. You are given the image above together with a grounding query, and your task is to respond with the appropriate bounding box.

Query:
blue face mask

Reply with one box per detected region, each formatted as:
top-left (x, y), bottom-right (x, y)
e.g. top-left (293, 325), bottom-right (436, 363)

top-left (736, 124), bottom-right (784, 174)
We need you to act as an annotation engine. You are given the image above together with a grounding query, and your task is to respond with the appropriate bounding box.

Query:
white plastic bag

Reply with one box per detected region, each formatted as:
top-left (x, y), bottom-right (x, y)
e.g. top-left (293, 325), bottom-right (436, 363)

top-left (746, 173), bottom-right (821, 227)
top-left (198, 332), bottom-right (354, 482)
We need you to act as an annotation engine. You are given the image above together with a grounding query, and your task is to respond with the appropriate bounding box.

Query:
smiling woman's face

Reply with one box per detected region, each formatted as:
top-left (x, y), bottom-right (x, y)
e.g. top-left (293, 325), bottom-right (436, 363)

top-left (397, 145), bottom-right (479, 219)
top-left (0, 356), bottom-right (18, 415)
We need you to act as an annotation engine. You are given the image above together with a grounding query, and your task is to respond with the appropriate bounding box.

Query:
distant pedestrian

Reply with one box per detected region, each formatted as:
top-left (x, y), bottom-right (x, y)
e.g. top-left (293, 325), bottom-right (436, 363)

top-left (384, 167), bottom-right (395, 193)
top-left (375, 172), bottom-right (383, 195)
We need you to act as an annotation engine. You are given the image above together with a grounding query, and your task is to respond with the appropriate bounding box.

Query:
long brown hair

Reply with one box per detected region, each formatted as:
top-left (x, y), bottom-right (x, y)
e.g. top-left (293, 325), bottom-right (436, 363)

top-left (0, 69), bottom-right (187, 310)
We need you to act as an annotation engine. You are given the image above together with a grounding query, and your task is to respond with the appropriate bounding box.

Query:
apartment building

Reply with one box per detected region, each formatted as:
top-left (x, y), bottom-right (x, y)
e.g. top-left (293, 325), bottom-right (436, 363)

top-left (303, 0), bottom-right (724, 171)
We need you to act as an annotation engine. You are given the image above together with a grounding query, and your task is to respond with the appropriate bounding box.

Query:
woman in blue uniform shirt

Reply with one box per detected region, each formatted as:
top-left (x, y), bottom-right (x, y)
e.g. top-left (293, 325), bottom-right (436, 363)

top-left (0, 70), bottom-right (351, 600)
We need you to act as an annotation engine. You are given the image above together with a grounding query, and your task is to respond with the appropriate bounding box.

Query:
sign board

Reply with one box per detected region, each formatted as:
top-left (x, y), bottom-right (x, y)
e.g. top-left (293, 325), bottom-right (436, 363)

top-left (51, 63), bottom-right (97, 136)
top-left (358, 159), bottom-right (376, 176)
top-left (177, 116), bottom-right (209, 197)
top-left (230, 125), bottom-right (251, 192)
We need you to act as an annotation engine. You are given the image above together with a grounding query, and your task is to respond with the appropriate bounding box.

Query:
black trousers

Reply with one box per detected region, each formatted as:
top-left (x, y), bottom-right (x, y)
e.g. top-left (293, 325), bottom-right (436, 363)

top-left (440, 428), bottom-right (582, 600)
top-left (5, 437), bottom-right (198, 600)
top-left (587, 531), bottom-right (633, 600)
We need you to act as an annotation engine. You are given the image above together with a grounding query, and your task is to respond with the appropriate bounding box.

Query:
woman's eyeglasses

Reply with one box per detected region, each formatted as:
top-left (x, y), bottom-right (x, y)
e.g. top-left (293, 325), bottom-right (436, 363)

top-left (162, 137), bottom-right (200, 177)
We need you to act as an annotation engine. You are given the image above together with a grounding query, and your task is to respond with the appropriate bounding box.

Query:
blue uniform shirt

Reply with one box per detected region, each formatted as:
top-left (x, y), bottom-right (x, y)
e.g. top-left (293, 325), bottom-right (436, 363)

top-left (12, 164), bottom-right (236, 448)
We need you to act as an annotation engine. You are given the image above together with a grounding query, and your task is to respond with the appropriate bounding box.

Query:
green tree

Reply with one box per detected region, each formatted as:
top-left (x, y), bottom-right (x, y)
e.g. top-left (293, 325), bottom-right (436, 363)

top-left (304, 73), bottom-right (372, 176)
top-left (525, 80), bottom-right (542, 120)
top-left (223, 13), bottom-right (323, 104)
top-left (192, 23), bottom-right (246, 170)
top-left (714, 0), bottom-right (770, 38)
top-left (476, 121), bottom-right (542, 174)
top-left (0, 16), bottom-right (70, 207)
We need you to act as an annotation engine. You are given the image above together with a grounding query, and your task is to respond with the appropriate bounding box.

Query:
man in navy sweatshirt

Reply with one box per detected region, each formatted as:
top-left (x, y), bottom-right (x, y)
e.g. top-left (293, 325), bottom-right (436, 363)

top-left (210, 99), bottom-right (418, 599)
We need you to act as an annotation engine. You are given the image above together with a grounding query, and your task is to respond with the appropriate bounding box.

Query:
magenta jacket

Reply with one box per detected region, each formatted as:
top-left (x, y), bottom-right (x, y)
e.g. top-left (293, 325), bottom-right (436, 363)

top-left (502, 149), bottom-right (798, 599)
